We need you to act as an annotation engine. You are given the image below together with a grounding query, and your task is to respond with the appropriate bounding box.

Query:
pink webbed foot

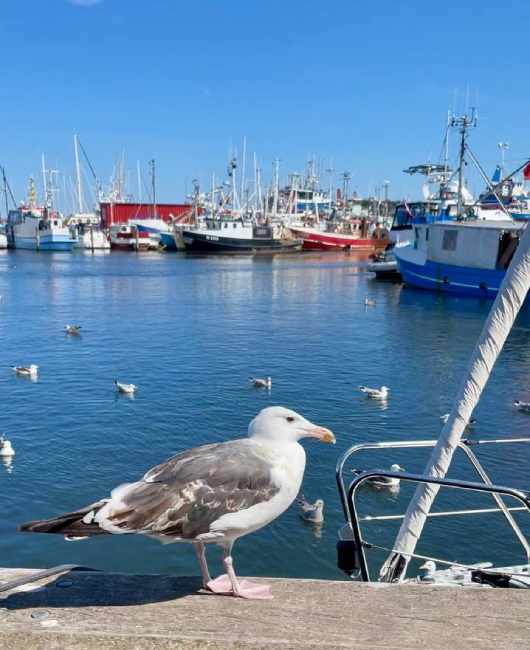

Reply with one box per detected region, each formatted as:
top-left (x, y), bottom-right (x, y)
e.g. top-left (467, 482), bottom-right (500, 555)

top-left (206, 574), bottom-right (232, 594)
top-left (206, 574), bottom-right (273, 599)
top-left (235, 579), bottom-right (273, 600)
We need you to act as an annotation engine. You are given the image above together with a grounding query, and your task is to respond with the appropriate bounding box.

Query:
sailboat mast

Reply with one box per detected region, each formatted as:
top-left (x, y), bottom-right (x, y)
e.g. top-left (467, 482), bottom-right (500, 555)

top-left (137, 160), bottom-right (142, 203)
top-left (273, 158), bottom-right (280, 219)
top-left (240, 136), bottom-right (246, 213)
top-left (73, 133), bottom-right (84, 213)
top-left (2, 167), bottom-right (8, 220)
top-left (150, 158), bottom-right (157, 219)
top-left (41, 154), bottom-right (47, 206)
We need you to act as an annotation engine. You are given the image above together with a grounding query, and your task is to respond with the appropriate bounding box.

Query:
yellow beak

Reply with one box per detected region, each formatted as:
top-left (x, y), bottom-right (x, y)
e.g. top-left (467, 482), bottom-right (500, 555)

top-left (305, 425), bottom-right (336, 444)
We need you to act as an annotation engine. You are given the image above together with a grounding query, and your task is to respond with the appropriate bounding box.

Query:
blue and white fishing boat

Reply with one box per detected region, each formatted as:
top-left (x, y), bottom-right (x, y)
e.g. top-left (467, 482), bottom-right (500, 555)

top-left (394, 110), bottom-right (529, 298)
top-left (395, 219), bottom-right (522, 298)
top-left (7, 207), bottom-right (75, 251)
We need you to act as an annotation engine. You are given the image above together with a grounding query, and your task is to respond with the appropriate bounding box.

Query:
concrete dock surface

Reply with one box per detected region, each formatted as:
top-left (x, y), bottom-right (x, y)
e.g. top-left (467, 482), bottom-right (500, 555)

top-left (0, 567), bottom-right (529, 649)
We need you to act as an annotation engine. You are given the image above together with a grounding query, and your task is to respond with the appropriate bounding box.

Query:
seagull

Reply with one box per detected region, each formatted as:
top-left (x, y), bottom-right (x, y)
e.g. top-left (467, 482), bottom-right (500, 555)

top-left (352, 463), bottom-right (405, 488)
top-left (249, 377), bottom-right (272, 390)
top-left (19, 406), bottom-right (335, 600)
top-left (364, 299), bottom-right (376, 307)
top-left (11, 365), bottom-right (38, 376)
top-left (358, 385), bottom-right (388, 399)
top-left (440, 414), bottom-right (477, 426)
top-left (0, 436), bottom-right (15, 457)
top-left (115, 380), bottom-right (138, 394)
top-left (297, 497), bottom-right (324, 524)
top-left (514, 400), bottom-right (530, 413)
top-left (65, 325), bottom-right (82, 334)
top-left (419, 560), bottom-right (437, 581)
top-left (0, 295), bottom-right (5, 300)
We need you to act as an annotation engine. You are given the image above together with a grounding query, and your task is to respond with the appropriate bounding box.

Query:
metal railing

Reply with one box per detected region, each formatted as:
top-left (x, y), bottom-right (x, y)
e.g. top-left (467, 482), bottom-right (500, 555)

top-left (335, 438), bottom-right (530, 582)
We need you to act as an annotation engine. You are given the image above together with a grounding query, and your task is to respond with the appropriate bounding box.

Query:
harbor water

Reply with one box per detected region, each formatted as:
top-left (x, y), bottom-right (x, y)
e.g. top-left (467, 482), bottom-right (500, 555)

top-left (2, 249), bottom-right (530, 582)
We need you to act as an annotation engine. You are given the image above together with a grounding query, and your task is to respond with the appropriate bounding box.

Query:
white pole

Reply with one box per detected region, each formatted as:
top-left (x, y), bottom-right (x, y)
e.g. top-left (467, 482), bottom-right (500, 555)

top-left (73, 133), bottom-right (84, 213)
top-left (380, 222), bottom-right (530, 582)
top-left (273, 158), bottom-right (280, 219)
top-left (241, 136), bottom-right (246, 212)
top-left (41, 154), bottom-right (47, 206)
top-left (137, 160), bottom-right (142, 203)
top-left (212, 170), bottom-right (216, 216)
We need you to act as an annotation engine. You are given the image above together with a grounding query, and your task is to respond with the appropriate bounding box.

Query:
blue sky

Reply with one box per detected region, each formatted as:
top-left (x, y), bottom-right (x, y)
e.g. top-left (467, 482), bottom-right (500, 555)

top-left (1, 0), bottom-right (530, 208)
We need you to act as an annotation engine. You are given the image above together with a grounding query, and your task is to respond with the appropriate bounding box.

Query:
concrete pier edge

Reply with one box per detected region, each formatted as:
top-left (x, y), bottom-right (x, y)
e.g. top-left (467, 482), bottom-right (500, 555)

top-left (1, 568), bottom-right (529, 649)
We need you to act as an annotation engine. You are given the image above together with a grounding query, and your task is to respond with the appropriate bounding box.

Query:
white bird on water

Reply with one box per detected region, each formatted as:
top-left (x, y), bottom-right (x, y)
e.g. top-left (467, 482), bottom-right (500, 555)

top-left (359, 385), bottom-right (388, 399)
top-left (11, 365), bottom-right (38, 376)
top-left (352, 463), bottom-right (405, 488)
top-left (19, 406), bottom-right (335, 600)
top-left (419, 560), bottom-right (437, 581)
top-left (297, 497), bottom-right (324, 524)
top-left (65, 325), bottom-right (82, 334)
top-left (514, 400), bottom-right (530, 413)
top-left (115, 380), bottom-right (138, 395)
top-left (440, 414), bottom-right (477, 427)
top-left (249, 376), bottom-right (272, 390)
top-left (0, 436), bottom-right (15, 457)
top-left (365, 299), bottom-right (376, 307)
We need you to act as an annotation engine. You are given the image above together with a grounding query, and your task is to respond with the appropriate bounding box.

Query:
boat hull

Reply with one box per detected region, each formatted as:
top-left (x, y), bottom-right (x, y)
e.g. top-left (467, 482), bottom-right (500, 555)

top-left (8, 234), bottom-right (74, 251)
top-left (366, 260), bottom-right (401, 280)
top-left (160, 231), bottom-right (178, 251)
top-left (395, 246), bottom-right (504, 298)
top-left (289, 227), bottom-right (387, 251)
top-left (182, 231), bottom-right (302, 253)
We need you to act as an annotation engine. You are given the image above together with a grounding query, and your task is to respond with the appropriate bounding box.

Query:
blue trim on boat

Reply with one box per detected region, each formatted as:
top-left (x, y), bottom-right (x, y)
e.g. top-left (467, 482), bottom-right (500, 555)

top-left (8, 235), bottom-right (75, 251)
top-left (396, 253), bottom-right (504, 299)
top-left (159, 231), bottom-right (177, 250)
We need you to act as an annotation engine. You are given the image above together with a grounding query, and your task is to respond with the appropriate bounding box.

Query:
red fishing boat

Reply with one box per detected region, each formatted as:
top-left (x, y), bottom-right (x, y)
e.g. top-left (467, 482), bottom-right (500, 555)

top-left (288, 220), bottom-right (388, 252)
top-left (109, 224), bottom-right (150, 251)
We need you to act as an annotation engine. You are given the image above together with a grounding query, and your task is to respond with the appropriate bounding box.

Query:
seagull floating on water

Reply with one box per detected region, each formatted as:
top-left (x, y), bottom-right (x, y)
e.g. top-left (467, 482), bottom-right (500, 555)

top-left (514, 400), bottom-right (530, 413)
top-left (297, 497), bottom-right (324, 524)
top-left (364, 299), bottom-right (376, 307)
top-left (65, 325), bottom-right (82, 334)
top-left (0, 436), bottom-right (15, 457)
top-left (249, 377), bottom-right (272, 390)
top-left (352, 463), bottom-right (405, 488)
top-left (19, 406), bottom-right (335, 600)
top-left (440, 414), bottom-right (477, 426)
top-left (115, 380), bottom-right (137, 394)
top-left (11, 365), bottom-right (38, 376)
top-left (359, 385), bottom-right (388, 399)
top-left (419, 560), bottom-right (437, 581)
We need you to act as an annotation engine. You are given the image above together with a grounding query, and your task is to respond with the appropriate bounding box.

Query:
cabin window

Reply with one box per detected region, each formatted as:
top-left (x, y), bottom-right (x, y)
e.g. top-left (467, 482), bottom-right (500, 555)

top-left (442, 230), bottom-right (458, 251)
top-left (414, 227), bottom-right (420, 239)
top-left (224, 223), bottom-right (228, 228)
top-left (425, 228), bottom-right (429, 241)
top-left (233, 223), bottom-right (237, 228)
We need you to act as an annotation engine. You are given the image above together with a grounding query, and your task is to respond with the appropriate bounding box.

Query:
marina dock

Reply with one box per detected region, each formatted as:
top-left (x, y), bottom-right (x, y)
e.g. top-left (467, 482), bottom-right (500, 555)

top-left (0, 567), bottom-right (528, 649)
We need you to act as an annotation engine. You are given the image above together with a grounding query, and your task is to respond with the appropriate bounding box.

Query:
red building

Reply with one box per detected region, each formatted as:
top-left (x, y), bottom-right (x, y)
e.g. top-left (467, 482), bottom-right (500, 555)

top-left (100, 202), bottom-right (193, 229)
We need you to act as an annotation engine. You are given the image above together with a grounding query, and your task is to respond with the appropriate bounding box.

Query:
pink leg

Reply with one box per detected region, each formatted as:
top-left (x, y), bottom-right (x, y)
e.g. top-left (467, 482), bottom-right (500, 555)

top-left (206, 546), bottom-right (273, 600)
top-left (195, 542), bottom-right (212, 589)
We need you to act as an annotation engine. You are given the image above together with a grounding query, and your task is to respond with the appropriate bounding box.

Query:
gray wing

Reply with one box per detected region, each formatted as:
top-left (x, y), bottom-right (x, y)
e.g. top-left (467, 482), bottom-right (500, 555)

top-left (103, 439), bottom-right (280, 539)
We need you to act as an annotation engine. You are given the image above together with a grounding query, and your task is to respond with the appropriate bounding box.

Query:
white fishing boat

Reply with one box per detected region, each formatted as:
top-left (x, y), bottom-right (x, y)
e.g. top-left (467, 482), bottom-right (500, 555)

top-left (336, 216), bottom-right (530, 588)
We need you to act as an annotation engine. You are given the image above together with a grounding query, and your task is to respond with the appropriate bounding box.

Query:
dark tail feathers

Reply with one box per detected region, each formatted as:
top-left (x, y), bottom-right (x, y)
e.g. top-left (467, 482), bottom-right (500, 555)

top-left (19, 500), bottom-right (109, 537)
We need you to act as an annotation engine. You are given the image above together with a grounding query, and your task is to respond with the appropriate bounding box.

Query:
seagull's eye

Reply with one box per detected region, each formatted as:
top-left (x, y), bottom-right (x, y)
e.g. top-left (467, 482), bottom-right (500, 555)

top-left (286, 416), bottom-right (295, 423)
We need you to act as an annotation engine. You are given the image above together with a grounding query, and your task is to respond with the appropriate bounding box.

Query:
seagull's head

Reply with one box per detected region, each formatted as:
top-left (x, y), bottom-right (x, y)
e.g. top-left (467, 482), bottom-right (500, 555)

top-left (248, 406), bottom-right (335, 445)
top-left (315, 499), bottom-right (324, 507)
top-left (390, 464), bottom-right (405, 472)
top-left (419, 560), bottom-right (436, 574)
